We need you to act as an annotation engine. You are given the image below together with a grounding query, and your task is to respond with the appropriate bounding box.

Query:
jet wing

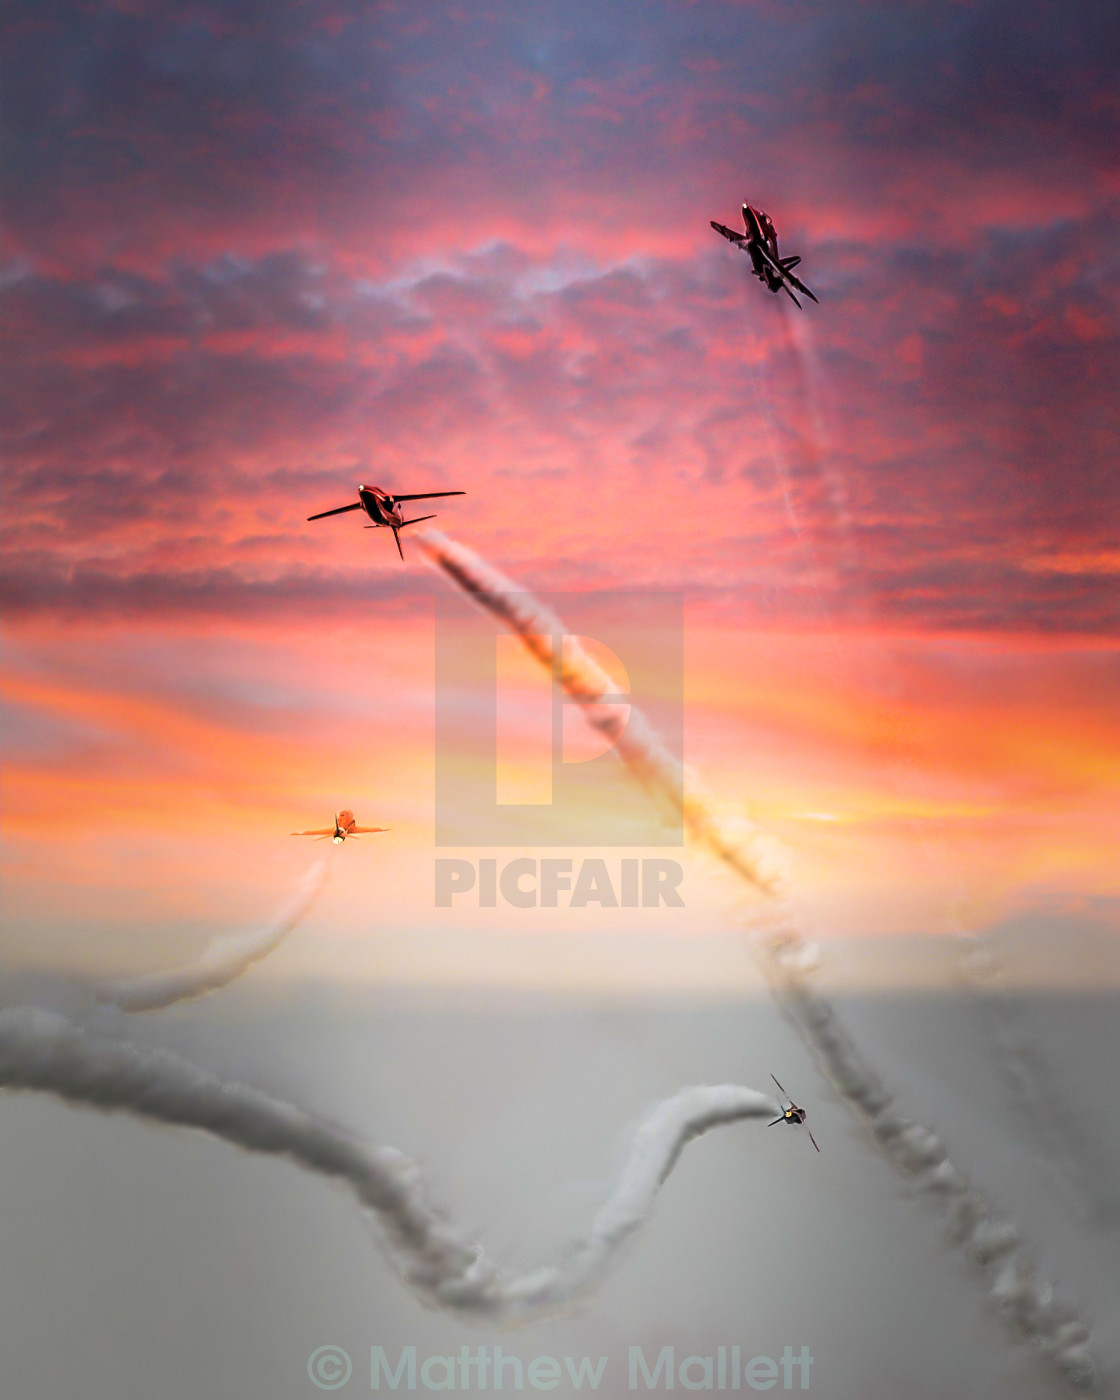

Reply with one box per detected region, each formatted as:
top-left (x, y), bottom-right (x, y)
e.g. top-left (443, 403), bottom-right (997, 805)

top-left (710, 220), bottom-right (747, 245)
top-left (308, 502), bottom-right (363, 521)
top-left (392, 491), bottom-right (466, 502)
top-left (350, 826), bottom-right (390, 834)
top-left (291, 828), bottom-right (335, 836)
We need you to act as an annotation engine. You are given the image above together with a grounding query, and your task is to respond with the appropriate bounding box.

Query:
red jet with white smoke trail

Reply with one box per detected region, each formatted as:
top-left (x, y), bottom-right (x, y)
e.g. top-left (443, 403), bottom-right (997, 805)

top-left (308, 483), bottom-right (465, 559)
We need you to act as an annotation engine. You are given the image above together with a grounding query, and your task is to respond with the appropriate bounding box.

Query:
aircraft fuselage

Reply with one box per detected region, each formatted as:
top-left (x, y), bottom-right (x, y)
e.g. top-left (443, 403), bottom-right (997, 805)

top-left (307, 483), bottom-right (463, 558)
top-left (742, 205), bottom-right (784, 292)
top-left (358, 485), bottom-right (405, 527)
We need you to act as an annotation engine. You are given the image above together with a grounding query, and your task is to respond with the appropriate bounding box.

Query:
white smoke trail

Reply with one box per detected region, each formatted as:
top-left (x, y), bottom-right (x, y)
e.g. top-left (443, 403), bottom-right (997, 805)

top-left (781, 309), bottom-right (861, 582)
top-left (418, 531), bottom-right (1100, 1393)
top-left (417, 530), bottom-right (789, 897)
top-left (0, 1006), bottom-right (776, 1323)
top-left (95, 860), bottom-right (329, 1013)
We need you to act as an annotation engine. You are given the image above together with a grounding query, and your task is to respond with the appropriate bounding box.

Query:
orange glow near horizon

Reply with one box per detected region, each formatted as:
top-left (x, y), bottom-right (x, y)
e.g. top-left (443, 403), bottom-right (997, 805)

top-left (3, 607), bottom-right (1117, 980)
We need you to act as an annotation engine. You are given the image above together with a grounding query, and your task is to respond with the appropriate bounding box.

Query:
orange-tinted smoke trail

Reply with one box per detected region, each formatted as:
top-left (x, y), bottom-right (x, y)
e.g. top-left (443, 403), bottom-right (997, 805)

top-left (416, 529), bottom-right (789, 898)
top-left (418, 528), bottom-right (1098, 1394)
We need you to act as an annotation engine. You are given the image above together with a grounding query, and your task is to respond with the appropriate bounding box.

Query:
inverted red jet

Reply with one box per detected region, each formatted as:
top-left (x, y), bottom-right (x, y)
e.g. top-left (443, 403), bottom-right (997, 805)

top-left (291, 810), bottom-right (389, 844)
top-left (308, 483), bottom-right (465, 559)
top-left (710, 204), bottom-right (818, 309)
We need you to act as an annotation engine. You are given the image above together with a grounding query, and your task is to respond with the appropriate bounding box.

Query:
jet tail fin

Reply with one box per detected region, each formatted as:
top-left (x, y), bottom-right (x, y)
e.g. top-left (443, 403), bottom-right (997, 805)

top-left (756, 243), bottom-right (817, 307)
top-left (787, 276), bottom-right (817, 304)
top-left (401, 513), bottom-right (437, 528)
top-left (783, 266), bottom-right (818, 303)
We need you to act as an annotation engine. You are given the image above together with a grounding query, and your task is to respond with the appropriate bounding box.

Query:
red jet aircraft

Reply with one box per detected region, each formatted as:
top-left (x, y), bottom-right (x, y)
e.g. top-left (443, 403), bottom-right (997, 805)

top-left (767, 1074), bottom-right (820, 1151)
top-left (308, 483), bottom-right (465, 559)
top-left (710, 204), bottom-right (818, 308)
top-left (291, 810), bottom-right (389, 844)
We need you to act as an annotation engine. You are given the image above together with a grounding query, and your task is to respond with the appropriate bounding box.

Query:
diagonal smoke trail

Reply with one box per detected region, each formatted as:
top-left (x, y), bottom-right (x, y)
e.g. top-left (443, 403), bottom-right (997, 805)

top-left (0, 1006), bottom-right (776, 1323)
top-left (95, 860), bottom-right (330, 1013)
top-left (417, 530), bottom-right (789, 897)
top-left (761, 932), bottom-right (1097, 1392)
top-left (418, 529), bottom-right (1099, 1393)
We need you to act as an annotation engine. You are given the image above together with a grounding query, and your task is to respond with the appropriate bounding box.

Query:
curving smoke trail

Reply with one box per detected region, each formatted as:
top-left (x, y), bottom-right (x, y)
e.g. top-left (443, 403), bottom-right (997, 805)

top-left (0, 1006), bottom-right (776, 1324)
top-left (95, 860), bottom-right (330, 1013)
top-left (418, 530), bottom-right (1100, 1393)
top-left (417, 530), bottom-right (789, 897)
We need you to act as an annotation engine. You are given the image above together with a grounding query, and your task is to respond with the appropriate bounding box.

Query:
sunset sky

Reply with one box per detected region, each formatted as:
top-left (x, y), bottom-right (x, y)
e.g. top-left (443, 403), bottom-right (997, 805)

top-left (3, 0), bottom-right (1118, 984)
